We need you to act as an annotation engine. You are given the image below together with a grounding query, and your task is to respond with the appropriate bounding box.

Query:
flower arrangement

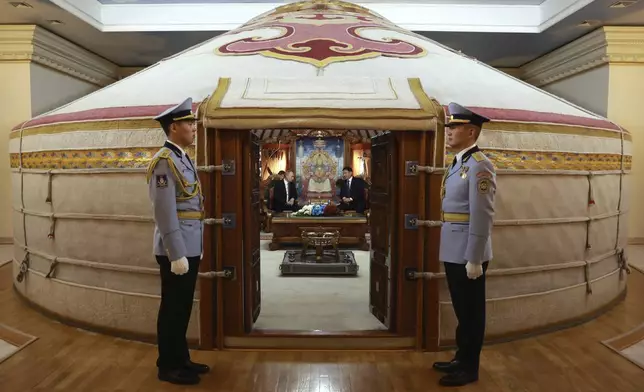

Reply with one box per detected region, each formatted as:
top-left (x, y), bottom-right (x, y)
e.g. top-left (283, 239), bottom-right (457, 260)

top-left (291, 202), bottom-right (340, 217)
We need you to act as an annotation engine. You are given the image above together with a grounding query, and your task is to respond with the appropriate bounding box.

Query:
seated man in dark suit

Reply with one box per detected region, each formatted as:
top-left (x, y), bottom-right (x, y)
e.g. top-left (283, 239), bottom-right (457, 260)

top-left (272, 170), bottom-right (299, 212)
top-left (338, 166), bottom-right (367, 213)
top-left (264, 170), bottom-right (285, 205)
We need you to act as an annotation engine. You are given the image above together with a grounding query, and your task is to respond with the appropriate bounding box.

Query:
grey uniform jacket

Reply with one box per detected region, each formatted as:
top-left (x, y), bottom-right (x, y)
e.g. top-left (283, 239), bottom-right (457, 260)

top-left (146, 141), bottom-right (204, 261)
top-left (439, 146), bottom-right (496, 265)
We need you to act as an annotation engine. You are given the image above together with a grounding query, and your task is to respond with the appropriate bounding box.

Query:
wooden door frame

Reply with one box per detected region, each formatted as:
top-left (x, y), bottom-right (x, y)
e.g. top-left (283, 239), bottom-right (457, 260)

top-left (197, 127), bottom-right (443, 352)
top-left (197, 122), bottom-right (216, 349)
top-left (423, 120), bottom-right (446, 352)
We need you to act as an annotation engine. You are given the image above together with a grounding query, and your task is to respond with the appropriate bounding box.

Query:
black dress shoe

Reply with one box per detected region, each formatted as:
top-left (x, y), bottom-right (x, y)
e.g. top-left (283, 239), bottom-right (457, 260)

top-left (439, 370), bottom-right (478, 387)
top-left (432, 359), bottom-right (461, 373)
top-left (158, 368), bottom-right (200, 385)
top-left (184, 360), bottom-right (210, 375)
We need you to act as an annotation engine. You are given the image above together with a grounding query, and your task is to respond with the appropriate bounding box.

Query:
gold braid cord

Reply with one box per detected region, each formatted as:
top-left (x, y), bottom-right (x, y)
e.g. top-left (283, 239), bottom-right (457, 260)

top-left (145, 147), bottom-right (201, 201)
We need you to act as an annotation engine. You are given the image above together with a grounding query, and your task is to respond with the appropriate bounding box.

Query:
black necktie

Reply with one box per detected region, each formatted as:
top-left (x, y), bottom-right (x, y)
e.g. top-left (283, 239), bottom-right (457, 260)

top-left (452, 156), bottom-right (457, 167)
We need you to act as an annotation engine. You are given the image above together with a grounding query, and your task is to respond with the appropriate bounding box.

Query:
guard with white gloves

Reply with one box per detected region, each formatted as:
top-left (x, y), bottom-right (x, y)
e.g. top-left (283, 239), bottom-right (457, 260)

top-left (146, 97), bottom-right (209, 386)
top-left (432, 103), bottom-right (496, 387)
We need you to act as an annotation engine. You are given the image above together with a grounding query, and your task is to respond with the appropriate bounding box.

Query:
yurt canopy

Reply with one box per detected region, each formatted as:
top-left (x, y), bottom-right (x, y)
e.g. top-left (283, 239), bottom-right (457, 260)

top-left (11, 0), bottom-right (623, 136)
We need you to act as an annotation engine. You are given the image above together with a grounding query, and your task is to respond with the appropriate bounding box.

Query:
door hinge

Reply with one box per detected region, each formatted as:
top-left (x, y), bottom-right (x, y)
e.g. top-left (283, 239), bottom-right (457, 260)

top-left (404, 267), bottom-right (437, 280)
top-left (199, 266), bottom-right (236, 280)
top-left (204, 213), bottom-right (236, 228)
top-left (198, 160), bottom-right (235, 175)
top-left (404, 214), bottom-right (442, 229)
top-left (405, 161), bottom-right (435, 176)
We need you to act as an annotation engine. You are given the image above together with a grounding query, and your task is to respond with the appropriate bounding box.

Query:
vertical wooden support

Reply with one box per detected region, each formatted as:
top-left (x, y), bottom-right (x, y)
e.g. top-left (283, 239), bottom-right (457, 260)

top-left (197, 121), bottom-right (215, 349)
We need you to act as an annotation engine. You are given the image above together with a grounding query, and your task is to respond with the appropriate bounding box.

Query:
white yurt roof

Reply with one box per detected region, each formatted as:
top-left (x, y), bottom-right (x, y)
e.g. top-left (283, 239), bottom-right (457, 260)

top-left (11, 0), bottom-right (621, 133)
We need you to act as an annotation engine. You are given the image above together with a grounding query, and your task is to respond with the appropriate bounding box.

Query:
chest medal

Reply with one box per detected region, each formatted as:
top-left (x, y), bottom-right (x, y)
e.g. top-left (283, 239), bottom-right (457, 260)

top-left (460, 165), bottom-right (469, 179)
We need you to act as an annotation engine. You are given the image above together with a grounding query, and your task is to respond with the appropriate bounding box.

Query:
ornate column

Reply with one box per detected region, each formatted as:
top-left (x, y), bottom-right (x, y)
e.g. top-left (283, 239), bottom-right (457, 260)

top-left (520, 26), bottom-right (644, 243)
top-left (0, 25), bottom-right (119, 242)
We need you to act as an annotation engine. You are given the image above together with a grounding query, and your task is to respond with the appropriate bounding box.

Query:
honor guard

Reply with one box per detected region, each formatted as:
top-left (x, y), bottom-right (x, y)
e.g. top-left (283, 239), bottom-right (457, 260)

top-left (146, 97), bottom-right (210, 385)
top-left (432, 102), bottom-right (496, 387)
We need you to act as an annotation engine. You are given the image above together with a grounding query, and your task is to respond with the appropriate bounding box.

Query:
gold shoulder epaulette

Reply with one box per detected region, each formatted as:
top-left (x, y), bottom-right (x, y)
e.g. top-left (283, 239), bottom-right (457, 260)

top-left (472, 151), bottom-right (486, 162)
top-left (146, 147), bottom-right (173, 184)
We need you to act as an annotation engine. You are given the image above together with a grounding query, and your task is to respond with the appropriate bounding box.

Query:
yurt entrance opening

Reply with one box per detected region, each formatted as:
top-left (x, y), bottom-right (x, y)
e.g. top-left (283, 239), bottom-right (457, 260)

top-left (255, 129), bottom-right (388, 333)
top-left (196, 121), bottom-right (445, 350)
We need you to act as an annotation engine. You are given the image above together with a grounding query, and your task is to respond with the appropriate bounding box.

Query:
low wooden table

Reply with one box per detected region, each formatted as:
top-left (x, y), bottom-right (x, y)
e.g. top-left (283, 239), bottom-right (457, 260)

top-left (269, 213), bottom-right (369, 251)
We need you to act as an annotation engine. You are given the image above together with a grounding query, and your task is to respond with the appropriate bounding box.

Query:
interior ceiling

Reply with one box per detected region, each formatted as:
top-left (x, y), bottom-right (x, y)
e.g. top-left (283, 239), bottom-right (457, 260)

top-left (0, 0), bottom-right (642, 68)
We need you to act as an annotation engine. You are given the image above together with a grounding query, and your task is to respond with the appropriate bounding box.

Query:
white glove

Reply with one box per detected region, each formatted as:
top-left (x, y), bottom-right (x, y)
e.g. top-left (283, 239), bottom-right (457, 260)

top-left (466, 261), bottom-right (483, 280)
top-left (170, 257), bottom-right (189, 275)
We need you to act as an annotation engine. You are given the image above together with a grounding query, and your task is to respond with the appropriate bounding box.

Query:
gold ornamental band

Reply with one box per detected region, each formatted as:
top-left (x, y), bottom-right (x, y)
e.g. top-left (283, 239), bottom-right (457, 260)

top-left (9, 147), bottom-right (196, 170)
top-left (442, 212), bottom-right (470, 223)
top-left (9, 147), bottom-right (631, 171)
top-left (445, 150), bottom-right (632, 171)
top-left (177, 210), bottom-right (204, 220)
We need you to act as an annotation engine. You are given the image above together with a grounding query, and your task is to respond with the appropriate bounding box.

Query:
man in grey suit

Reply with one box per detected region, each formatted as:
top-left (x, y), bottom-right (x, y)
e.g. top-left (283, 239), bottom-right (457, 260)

top-left (146, 97), bottom-right (210, 385)
top-left (432, 102), bottom-right (496, 387)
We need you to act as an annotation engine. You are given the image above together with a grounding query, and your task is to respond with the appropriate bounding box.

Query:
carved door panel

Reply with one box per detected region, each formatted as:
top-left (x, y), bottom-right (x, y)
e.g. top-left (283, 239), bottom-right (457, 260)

top-left (369, 132), bottom-right (395, 328)
top-left (244, 132), bottom-right (262, 331)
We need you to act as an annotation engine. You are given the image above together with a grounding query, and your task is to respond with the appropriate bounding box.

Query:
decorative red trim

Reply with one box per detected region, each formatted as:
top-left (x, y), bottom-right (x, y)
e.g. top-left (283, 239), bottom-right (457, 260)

top-left (12, 103), bottom-right (200, 131)
top-left (461, 106), bottom-right (621, 132)
top-left (12, 103), bottom-right (621, 132)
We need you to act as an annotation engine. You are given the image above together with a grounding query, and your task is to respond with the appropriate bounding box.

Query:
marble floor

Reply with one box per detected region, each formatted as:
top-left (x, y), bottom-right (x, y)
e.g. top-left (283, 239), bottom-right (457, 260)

top-left (254, 240), bottom-right (387, 331)
top-left (628, 245), bottom-right (644, 274)
top-left (0, 245), bottom-right (11, 269)
top-left (0, 339), bottom-right (17, 363)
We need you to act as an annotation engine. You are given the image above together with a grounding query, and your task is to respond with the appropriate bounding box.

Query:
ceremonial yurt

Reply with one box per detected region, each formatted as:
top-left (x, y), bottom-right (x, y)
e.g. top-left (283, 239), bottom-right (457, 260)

top-left (8, 0), bottom-right (631, 351)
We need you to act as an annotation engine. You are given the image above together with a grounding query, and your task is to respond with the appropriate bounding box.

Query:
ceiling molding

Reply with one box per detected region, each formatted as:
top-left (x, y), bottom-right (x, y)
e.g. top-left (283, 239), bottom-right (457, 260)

top-left (496, 67), bottom-right (524, 79)
top-left (118, 66), bottom-right (146, 79)
top-left (521, 26), bottom-right (644, 87)
top-left (603, 26), bottom-right (644, 63)
top-left (0, 25), bottom-right (118, 87)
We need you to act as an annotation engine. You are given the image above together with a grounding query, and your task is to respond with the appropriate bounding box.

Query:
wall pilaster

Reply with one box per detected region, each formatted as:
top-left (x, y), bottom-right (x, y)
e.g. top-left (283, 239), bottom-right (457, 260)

top-left (0, 25), bottom-right (120, 242)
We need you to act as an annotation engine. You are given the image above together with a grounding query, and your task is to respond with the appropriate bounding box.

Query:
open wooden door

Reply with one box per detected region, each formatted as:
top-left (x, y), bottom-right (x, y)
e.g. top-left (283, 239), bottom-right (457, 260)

top-left (369, 132), bottom-right (395, 328)
top-left (243, 132), bottom-right (262, 332)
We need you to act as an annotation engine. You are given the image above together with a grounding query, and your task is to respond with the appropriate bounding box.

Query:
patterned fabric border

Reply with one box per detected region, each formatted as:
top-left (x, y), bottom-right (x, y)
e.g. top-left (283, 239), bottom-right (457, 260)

top-left (445, 150), bottom-right (632, 171)
top-left (9, 147), bottom-right (630, 171)
top-left (10, 147), bottom-right (196, 170)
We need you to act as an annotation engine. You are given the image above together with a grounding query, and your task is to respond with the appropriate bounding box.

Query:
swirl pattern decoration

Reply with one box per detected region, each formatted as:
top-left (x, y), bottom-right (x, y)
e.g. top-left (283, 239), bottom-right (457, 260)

top-left (216, 9), bottom-right (426, 68)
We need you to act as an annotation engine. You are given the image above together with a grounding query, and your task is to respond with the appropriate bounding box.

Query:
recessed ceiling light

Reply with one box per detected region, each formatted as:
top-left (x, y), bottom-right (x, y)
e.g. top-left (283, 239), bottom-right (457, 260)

top-left (9, 2), bottom-right (33, 8)
top-left (47, 20), bottom-right (64, 25)
top-left (610, 1), bottom-right (638, 8)
top-left (578, 20), bottom-right (601, 27)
